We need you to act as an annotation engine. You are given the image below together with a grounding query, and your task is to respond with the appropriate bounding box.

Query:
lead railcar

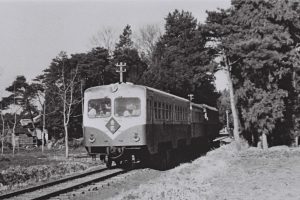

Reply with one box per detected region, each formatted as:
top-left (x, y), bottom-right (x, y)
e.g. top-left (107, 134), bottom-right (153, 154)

top-left (83, 83), bottom-right (220, 169)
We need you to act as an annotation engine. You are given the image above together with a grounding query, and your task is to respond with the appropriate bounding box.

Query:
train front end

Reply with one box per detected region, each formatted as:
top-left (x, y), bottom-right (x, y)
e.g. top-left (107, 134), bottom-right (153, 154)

top-left (83, 83), bottom-right (147, 167)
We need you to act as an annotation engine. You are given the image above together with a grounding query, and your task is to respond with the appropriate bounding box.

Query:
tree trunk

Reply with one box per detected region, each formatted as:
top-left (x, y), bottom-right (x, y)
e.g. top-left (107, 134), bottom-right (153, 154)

top-left (262, 133), bottom-right (268, 149)
top-left (27, 101), bottom-right (38, 147)
top-left (1, 138), bottom-right (3, 155)
top-left (1, 113), bottom-right (4, 155)
top-left (12, 132), bottom-right (15, 156)
top-left (42, 103), bottom-right (46, 153)
top-left (63, 93), bottom-right (69, 158)
top-left (12, 131), bottom-right (15, 156)
top-left (293, 70), bottom-right (298, 147)
top-left (12, 112), bottom-right (17, 157)
top-left (64, 123), bottom-right (69, 158)
top-left (225, 69), bottom-right (241, 149)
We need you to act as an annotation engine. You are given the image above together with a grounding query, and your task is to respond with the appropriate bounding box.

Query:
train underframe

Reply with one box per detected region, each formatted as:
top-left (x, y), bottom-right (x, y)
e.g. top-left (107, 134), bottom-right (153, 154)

top-left (86, 136), bottom-right (212, 170)
top-left (86, 145), bottom-right (149, 169)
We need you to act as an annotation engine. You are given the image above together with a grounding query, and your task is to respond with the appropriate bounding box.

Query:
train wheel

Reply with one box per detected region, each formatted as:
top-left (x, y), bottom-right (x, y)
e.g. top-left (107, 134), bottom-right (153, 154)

top-left (160, 154), bottom-right (167, 170)
top-left (122, 160), bottom-right (134, 170)
top-left (115, 160), bottom-right (122, 167)
top-left (166, 149), bottom-right (173, 168)
top-left (158, 149), bottom-right (171, 170)
top-left (106, 158), bottom-right (112, 169)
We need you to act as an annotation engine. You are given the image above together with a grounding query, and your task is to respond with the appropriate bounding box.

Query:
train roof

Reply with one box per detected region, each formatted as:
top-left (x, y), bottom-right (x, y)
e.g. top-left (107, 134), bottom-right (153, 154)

top-left (85, 83), bottom-right (218, 111)
top-left (145, 85), bottom-right (189, 103)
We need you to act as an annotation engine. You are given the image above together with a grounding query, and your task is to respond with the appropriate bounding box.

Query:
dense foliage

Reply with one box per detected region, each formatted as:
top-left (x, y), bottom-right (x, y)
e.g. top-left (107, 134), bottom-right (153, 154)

top-left (113, 24), bottom-right (148, 83)
top-left (142, 10), bottom-right (219, 105)
top-left (205, 0), bottom-right (300, 146)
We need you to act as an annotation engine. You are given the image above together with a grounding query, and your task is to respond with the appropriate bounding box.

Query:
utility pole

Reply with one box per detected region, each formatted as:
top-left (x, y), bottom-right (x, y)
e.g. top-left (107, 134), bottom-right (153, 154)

top-left (188, 94), bottom-right (194, 102)
top-left (188, 94), bottom-right (194, 124)
top-left (116, 62), bottom-right (127, 83)
top-left (226, 110), bottom-right (230, 135)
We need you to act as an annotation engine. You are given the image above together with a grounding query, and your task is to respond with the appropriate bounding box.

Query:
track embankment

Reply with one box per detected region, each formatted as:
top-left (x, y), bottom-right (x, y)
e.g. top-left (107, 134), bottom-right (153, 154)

top-left (93, 144), bottom-right (300, 200)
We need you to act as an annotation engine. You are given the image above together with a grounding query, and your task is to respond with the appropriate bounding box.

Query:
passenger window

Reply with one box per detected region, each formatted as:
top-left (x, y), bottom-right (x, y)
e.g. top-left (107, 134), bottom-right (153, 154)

top-left (161, 103), bottom-right (165, 119)
top-left (88, 98), bottom-right (111, 118)
top-left (158, 102), bottom-right (161, 119)
top-left (179, 107), bottom-right (182, 121)
top-left (114, 97), bottom-right (141, 117)
top-left (154, 102), bottom-right (158, 119)
top-left (166, 104), bottom-right (169, 120)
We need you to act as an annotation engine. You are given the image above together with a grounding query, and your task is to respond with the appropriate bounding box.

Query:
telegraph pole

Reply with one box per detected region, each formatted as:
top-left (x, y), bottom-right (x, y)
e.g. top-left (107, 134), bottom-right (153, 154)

top-left (188, 94), bottom-right (194, 102)
top-left (116, 62), bottom-right (127, 83)
top-left (226, 110), bottom-right (230, 135)
top-left (188, 94), bottom-right (194, 124)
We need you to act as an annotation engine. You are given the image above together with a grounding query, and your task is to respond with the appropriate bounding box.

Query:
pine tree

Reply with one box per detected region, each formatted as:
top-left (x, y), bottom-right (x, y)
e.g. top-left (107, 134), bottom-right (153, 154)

top-left (143, 10), bottom-right (218, 105)
top-left (205, 0), bottom-right (300, 147)
top-left (113, 25), bottom-right (147, 83)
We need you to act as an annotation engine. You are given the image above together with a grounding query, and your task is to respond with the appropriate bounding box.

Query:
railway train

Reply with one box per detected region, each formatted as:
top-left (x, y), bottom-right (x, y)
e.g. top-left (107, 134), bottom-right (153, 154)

top-left (83, 82), bottom-right (220, 169)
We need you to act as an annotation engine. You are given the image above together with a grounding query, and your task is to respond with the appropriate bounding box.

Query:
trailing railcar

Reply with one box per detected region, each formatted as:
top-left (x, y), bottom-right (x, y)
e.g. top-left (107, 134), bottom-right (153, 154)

top-left (83, 83), bottom-right (220, 169)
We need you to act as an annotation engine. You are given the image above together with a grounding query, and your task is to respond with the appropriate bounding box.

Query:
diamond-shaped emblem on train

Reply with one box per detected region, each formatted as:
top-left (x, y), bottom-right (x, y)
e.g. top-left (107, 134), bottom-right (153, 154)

top-left (106, 117), bottom-right (120, 134)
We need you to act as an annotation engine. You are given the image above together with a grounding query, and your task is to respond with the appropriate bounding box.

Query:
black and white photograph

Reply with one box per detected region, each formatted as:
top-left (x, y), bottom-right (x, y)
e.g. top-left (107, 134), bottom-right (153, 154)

top-left (1, 0), bottom-right (300, 199)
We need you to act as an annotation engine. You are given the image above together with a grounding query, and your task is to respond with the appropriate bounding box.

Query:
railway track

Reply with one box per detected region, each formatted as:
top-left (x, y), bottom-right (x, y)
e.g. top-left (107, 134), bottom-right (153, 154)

top-left (0, 166), bottom-right (127, 200)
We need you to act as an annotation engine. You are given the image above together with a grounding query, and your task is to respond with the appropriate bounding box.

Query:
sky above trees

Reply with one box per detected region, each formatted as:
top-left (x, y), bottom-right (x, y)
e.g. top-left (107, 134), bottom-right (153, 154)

top-left (0, 0), bottom-right (230, 97)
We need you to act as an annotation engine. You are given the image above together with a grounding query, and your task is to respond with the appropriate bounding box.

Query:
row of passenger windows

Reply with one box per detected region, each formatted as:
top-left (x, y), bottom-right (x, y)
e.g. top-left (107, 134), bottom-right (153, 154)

top-left (147, 100), bottom-right (189, 121)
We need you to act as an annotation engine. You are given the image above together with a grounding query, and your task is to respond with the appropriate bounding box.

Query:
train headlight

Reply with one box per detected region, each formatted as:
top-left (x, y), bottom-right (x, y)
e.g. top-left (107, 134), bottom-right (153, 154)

top-left (133, 133), bottom-right (140, 142)
top-left (89, 134), bottom-right (96, 143)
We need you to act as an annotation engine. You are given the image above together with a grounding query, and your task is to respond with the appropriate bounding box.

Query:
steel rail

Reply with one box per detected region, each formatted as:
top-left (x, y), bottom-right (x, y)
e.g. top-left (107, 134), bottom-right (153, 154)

top-left (0, 167), bottom-right (108, 199)
top-left (32, 169), bottom-right (127, 200)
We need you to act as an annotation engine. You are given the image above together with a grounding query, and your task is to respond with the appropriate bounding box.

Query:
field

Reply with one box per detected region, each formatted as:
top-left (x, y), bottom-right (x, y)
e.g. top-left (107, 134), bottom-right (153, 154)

top-left (0, 146), bottom-right (101, 192)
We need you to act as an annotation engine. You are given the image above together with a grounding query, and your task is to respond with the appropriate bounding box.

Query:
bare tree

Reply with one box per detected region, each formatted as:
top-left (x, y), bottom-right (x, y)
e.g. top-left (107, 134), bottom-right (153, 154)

top-left (31, 81), bottom-right (62, 153)
top-left (33, 87), bottom-right (46, 153)
top-left (1, 109), bottom-right (5, 155)
top-left (55, 62), bottom-right (81, 158)
top-left (134, 24), bottom-right (162, 64)
top-left (0, 71), bottom-right (5, 155)
top-left (90, 26), bottom-right (118, 55)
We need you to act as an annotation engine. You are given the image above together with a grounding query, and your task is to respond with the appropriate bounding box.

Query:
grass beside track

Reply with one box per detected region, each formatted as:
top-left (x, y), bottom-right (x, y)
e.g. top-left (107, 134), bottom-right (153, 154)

top-left (0, 146), bottom-right (87, 171)
top-left (107, 143), bottom-right (300, 200)
top-left (0, 146), bottom-right (102, 192)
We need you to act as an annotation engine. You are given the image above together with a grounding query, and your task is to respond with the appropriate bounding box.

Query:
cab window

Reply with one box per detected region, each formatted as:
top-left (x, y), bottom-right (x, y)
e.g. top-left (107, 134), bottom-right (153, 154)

top-left (115, 97), bottom-right (141, 117)
top-left (88, 98), bottom-right (111, 118)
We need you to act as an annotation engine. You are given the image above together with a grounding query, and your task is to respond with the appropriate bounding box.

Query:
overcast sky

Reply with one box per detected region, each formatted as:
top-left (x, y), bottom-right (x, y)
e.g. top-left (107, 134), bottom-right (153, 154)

top-left (0, 0), bottom-right (231, 97)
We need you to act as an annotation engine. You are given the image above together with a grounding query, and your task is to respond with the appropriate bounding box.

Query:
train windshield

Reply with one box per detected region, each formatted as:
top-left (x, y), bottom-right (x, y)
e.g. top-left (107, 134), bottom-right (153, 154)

top-left (114, 97), bottom-right (141, 117)
top-left (87, 98), bottom-right (111, 118)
